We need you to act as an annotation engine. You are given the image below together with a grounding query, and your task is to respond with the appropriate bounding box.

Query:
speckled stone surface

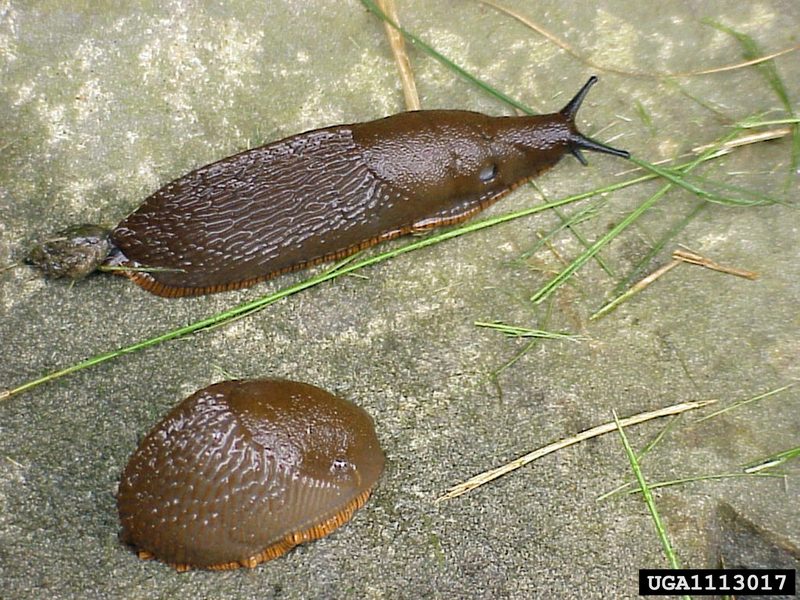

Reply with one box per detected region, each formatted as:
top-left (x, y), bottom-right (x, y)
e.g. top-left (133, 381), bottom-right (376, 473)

top-left (1, 2), bottom-right (798, 598)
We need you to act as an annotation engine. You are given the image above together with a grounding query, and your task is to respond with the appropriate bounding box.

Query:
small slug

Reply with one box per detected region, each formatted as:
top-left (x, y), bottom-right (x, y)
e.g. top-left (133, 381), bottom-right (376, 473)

top-left (117, 379), bottom-right (384, 571)
top-left (26, 224), bottom-right (111, 280)
top-left (29, 76), bottom-right (629, 297)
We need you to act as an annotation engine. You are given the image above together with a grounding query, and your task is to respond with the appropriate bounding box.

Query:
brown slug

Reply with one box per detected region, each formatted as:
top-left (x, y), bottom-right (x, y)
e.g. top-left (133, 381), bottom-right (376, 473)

top-left (117, 379), bottom-right (384, 571)
top-left (29, 76), bottom-right (628, 297)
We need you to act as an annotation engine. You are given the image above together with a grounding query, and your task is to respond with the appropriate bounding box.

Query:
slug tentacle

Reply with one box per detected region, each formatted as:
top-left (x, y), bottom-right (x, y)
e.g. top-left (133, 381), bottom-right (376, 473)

top-left (560, 75), bottom-right (600, 121)
top-left (559, 75), bottom-right (630, 165)
top-left (567, 131), bottom-right (630, 166)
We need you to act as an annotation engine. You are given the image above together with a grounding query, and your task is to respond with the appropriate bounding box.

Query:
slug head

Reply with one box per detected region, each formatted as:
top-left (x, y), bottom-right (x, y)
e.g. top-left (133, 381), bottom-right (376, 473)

top-left (353, 79), bottom-right (629, 235)
top-left (479, 76), bottom-right (630, 192)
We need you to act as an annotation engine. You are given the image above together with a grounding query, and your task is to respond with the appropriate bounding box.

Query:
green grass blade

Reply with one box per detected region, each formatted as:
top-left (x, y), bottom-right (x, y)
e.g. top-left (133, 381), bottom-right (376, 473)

top-left (530, 181), bottom-right (668, 304)
top-left (613, 410), bottom-right (686, 594)
top-left (517, 199), bottom-right (606, 261)
top-left (743, 446), bottom-right (800, 473)
top-left (696, 382), bottom-right (797, 423)
top-left (704, 19), bottom-right (799, 175)
top-left (704, 21), bottom-right (792, 112)
top-left (474, 321), bottom-right (585, 341)
top-left (600, 470), bottom-right (782, 501)
top-left (628, 156), bottom-right (782, 206)
top-left (624, 471), bottom-right (784, 494)
top-left (611, 201), bottom-right (705, 296)
top-left (740, 117), bottom-right (800, 128)
top-left (636, 414), bottom-right (682, 461)
top-left (539, 195), bottom-right (616, 276)
top-left (635, 159), bottom-right (785, 206)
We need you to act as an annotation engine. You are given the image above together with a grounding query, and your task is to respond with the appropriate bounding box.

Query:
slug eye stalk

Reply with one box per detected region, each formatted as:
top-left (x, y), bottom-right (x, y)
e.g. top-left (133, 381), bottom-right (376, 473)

top-left (560, 76), bottom-right (630, 165)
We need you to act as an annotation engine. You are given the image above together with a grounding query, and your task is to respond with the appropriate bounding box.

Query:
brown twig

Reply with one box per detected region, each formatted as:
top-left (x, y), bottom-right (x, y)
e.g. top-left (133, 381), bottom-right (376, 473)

top-left (590, 259), bottom-right (681, 320)
top-left (0, 262), bottom-right (20, 274)
top-left (436, 399), bottom-right (717, 501)
top-left (691, 127), bottom-right (793, 155)
top-left (673, 248), bottom-right (758, 279)
top-left (377, 0), bottom-right (420, 110)
top-left (614, 127), bottom-right (792, 178)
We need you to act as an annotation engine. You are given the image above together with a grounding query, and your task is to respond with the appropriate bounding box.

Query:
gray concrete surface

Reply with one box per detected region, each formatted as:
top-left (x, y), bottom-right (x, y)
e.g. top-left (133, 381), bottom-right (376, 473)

top-left (1, 1), bottom-right (798, 598)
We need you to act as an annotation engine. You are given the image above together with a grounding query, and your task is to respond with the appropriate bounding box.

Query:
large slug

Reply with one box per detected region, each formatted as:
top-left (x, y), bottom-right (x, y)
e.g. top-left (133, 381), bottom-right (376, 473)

top-left (117, 379), bottom-right (384, 571)
top-left (29, 76), bottom-right (628, 297)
